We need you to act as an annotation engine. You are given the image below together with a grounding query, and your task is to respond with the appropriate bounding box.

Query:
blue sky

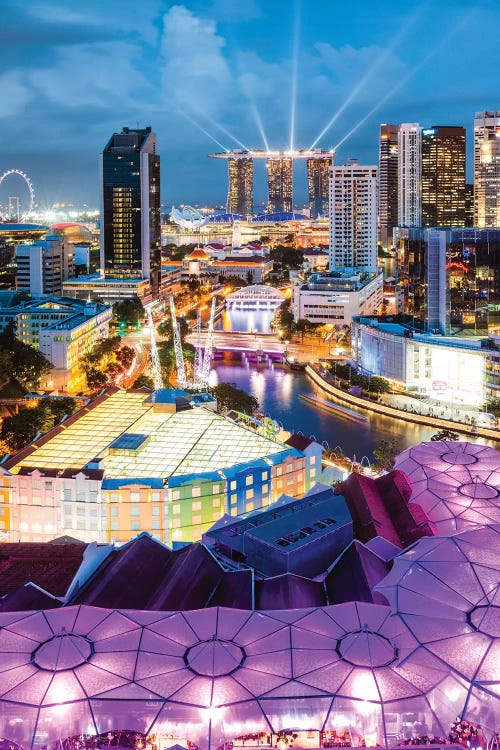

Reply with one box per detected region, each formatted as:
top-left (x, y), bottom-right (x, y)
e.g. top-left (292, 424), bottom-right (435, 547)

top-left (0, 0), bottom-right (498, 209)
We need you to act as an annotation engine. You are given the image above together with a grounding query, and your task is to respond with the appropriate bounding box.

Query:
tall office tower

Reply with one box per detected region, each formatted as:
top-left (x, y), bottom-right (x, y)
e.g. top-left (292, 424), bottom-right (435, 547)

top-left (398, 123), bottom-right (421, 227)
top-left (227, 156), bottom-right (254, 215)
top-left (465, 184), bottom-right (474, 226)
top-left (329, 161), bottom-right (378, 272)
top-left (100, 126), bottom-right (161, 297)
top-left (474, 111), bottom-right (500, 227)
top-left (378, 124), bottom-right (399, 248)
top-left (421, 126), bottom-right (466, 227)
top-left (267, 157), bottom-right (293, 213)
top-left (306, 156), bottom-right (332, 217)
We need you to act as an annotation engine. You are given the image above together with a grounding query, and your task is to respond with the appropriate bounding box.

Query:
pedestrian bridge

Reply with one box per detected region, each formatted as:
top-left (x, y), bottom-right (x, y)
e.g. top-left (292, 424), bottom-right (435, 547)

top-left (226, 284), bottom-right (286, 310)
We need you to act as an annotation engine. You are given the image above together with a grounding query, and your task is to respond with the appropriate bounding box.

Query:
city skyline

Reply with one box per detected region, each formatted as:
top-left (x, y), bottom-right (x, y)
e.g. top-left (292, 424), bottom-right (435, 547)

top-left (0, 0), bottom-right (498, 208)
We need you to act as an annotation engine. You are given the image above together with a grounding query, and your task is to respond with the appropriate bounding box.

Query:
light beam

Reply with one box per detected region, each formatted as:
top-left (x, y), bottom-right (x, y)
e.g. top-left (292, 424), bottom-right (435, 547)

top-left (309, 4), bottom-right (426, 149)
top-left (192, 106), bottom-right (251, 151)
top-left (179, 110), bottom-right (229, 152)
top-left (289, 1), bottom-right (301, 152)
top-left (333, 11), bottom-right (474, 153)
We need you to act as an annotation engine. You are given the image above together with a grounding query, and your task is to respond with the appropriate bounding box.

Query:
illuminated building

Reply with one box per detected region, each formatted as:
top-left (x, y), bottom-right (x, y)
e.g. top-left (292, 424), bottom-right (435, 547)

top-left (62, 274), bottom-right (151, 303)
top-left (396, 227), bottom-right (500, 334)
top-left (1, 388), bottom-right (321, 544)
top-left (100, 126), bottom-right (161, 297)
top-left (15, 235), bottom-right (74, 296)
top-left (398, 123), bottom-right (421, 227)
top-left (421, 126), bottom-right (466, 227)
top-left (329, 161), bottom-right (378, 272)
top-left (352, 314), bottom-right (500, 405)
top-left (465, 183), bottom-right (474, 226)
top-left (474, 110), bottom-right (500, 227)
top-left (306, 154), bottom-right (332, 217)
top-left (378, 124), bottom-right (399, 248)
top-left (227, 156), bottom-right (254, 215)
top-left (292, 270), bottom-right (383, 325)
top-left (0, 293), bottom-right (111, 391)
top-left (267, 156), bottom-right (293, 212)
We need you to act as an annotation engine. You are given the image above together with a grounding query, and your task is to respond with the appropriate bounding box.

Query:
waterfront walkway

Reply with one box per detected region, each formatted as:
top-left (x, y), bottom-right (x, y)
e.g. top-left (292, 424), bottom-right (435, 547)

top-left (306, 365), bottom-right (500, 442)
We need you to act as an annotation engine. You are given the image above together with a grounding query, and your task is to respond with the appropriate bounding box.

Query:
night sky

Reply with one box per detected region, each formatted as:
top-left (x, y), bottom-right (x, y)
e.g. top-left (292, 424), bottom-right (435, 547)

top-left (1, 0), bottom-right (498, 209)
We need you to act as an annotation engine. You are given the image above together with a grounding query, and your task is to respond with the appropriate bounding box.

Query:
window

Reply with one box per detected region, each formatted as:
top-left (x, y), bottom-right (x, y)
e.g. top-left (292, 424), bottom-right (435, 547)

top-left (151, 519), bottom-right (161, 530)
top-left (64, 504), bottom-right (72, 516)
top-left (230, 480), bottom-right (237, 490)
top-left (310, 468), bottom-right (316, 478)
top-left (246, 502), bottom-right (254, 512)
top-left (246, 489), bottom-right (254, 500)
top-left (262, 484), bottom-right (268, 494)
top-left (110, 493), bottom-right (119, 503)
top-left (231, 493), bottom-right (237, 504)
top-left (276, 467), bottom-right (283, 476)
top-left (192, 501), bottom-right (202, 511)
top-left (212, 484), bottom-right (220, 494)
top-left (152, 506), bottom-right (160, 516)
top-left (63, 489), bottom-right (72, 501)
top-left (130, 520), bottom-right (141, 531)
top-left (310, 456), bottom-right (316, 465)
top-left (130, 492), bottom-right (140, 503)
top-left (286, 464), bottom-right (293, 473)
top-left (191, 486), bottom-right (201, 498)
top-left (172, 504), bottom-right (180, 515)
top-left (172, 518), bottom-right (181, 528)
top-left (262, 471), bottom-right (268, 480)
top-left (152, 492), bottom-right (161, 502)
top-left (130, 506), bottom-right (140, 516)
top-left (111, 521), bottom-right (119, 531)
top-left (192, 515), bottom-right (202, 525)
top-left (76, 506), bottom-right (86, 516)
top-left (110, 507), bottom-right (119, 517)
top-left (44, 481), bottom-right (52, 491)
top-left (172, 490), bottom-right (180, 501)
top-left (245, 475), bottom-right (253, 486)
top-left (212, 497), bottom-right (220, 508)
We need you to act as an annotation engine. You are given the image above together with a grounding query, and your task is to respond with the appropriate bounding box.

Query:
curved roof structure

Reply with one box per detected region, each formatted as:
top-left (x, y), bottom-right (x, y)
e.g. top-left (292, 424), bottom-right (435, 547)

top-left (395, 441), bottom-right (500, 533)
top-left (0, 601), bottom-right (478, 750)
top-left (207, 212), bottom-right (244, 224)
top-left (170, 206), bottom-right (207, 230)
top-left (0, 222), bottom-right (49, 239)
top-left (186, 247), bottom-right (210, 260)
top-left (252, 211), bottom-right (307, 223)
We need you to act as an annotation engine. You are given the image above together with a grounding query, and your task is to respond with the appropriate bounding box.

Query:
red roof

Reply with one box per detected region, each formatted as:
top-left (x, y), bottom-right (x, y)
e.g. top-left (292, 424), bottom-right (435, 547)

top-left (0, 541), bottom-right (87, 596)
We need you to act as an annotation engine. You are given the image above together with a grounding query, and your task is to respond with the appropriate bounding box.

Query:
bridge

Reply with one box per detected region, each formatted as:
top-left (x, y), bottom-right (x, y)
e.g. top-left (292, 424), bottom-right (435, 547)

top-left (226, 284), bottom-right (286, 311)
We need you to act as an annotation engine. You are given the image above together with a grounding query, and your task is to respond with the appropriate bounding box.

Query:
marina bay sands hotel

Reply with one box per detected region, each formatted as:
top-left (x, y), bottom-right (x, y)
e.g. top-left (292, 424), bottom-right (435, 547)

top-left (209, 149), bottom-right (335, 218)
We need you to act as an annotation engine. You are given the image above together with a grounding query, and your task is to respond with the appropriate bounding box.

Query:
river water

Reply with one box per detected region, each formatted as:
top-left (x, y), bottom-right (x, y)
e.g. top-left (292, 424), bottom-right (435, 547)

top-left (211, 358), bottom-right (436, 460)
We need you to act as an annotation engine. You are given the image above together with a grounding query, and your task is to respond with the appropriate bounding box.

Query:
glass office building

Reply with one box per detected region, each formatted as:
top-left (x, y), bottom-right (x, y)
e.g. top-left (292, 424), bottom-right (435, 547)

top-left (100, 127), bottom-right (161, 297)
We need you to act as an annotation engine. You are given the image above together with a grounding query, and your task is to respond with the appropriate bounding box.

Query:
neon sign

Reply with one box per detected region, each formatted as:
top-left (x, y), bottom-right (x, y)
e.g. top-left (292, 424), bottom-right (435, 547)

top-left (445, 262), bottom-right (469, 273)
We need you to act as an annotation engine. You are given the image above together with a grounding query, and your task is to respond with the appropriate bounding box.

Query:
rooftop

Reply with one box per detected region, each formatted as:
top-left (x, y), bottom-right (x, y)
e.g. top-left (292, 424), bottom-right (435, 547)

top-left (5, 388), bottom-right (292, 481)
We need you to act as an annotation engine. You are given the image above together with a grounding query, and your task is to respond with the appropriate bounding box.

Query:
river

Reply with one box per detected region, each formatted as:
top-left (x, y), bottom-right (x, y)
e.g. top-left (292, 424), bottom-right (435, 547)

top-left (210, 358), bottom-right (436, 460)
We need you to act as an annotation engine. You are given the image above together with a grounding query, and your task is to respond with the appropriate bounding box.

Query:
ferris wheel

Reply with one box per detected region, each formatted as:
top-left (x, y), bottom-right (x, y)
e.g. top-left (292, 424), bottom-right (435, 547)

top-left (0, 169), bottom-right (35, 218)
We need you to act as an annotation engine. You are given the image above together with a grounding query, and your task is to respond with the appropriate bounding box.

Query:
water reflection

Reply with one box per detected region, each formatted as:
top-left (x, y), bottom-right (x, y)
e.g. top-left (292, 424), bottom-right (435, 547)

top-left (213, 361), bottom-right (437, 459)
top-left (217, 309), bottom-right (275, 333)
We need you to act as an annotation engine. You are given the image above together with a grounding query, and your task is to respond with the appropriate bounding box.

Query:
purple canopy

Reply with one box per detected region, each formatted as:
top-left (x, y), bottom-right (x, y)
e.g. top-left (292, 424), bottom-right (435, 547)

top-left (395, 441), bottom-right (500, 533)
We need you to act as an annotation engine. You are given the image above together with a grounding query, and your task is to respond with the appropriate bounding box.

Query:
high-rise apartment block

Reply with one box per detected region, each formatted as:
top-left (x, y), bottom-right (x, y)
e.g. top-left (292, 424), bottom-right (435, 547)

top-left (378, 124), bottom-right (399, 248)
top-left (267, 157), bottom-right (293, 213)
top-left (306, 156), bottom-right (332, 217)
top-left (100, 126), bottom-right (161, 297)
top-left (421, 126), bottom-right (466, 227)
top-left (398, 123), bottom-right (421, 227)
top-left (227, 156), bottom-right (253, 215)
top-left (16, 235), bottom-right (74, 296)
top-left (474, 111), bottom-right (500, 227)
top-left (329, 161), bottom-right (378, 272)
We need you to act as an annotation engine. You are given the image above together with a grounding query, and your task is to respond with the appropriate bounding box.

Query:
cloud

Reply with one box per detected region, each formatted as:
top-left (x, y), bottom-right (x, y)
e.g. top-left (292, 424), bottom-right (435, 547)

top-left (161, 6), bottom-right (233, 115)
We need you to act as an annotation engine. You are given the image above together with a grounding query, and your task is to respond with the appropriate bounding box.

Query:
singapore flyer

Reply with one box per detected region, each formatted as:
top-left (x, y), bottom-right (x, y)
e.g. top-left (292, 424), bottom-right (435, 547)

top-left (0, 169), bottom-right (35, 219)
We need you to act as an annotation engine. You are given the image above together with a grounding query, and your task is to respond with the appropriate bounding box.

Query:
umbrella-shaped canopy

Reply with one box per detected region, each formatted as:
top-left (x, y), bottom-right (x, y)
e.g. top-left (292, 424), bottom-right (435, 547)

top-left (376, 526), bottom-right (500, 732)
top-left (0, 603), bottom-right (469, 750)
top-left (395, 441), bottom-right (500, 533)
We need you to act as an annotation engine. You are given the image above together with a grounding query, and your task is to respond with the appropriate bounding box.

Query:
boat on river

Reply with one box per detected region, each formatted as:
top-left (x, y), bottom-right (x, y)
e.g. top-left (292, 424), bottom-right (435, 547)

top-left (300, 392), bottom-right (369, 424)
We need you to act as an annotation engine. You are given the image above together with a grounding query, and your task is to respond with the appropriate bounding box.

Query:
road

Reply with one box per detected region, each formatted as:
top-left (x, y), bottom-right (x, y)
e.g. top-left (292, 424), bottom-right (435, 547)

top-left (186, 330), bottom-right (337, 363)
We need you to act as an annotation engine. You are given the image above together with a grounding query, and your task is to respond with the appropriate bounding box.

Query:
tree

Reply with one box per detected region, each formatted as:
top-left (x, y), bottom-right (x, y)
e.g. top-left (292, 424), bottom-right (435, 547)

top-left (431, 429), bottom-right (460, 441)
top-left (372, 438), bottom-right (399, 472)
top-left (116, 345), bottom-right (135, 369)
top-left (132, 374), bottom-right (154, 390)
top-left (113, 297), bottom-right (145, 327)
top-left (8, 341), bottom-right (52, 391)
top-left (210, 382), bottom-right (259, 415)
top-left (84, 366), bottom-right (107, 392)
top-left (1, 406), bottom-right (55, 452)
top-left (485, 398), bottom-right (500, 418)
top-left (369, 376), bottom-right (391, 394)
top-left (45, 397), bottom-right (78, 422)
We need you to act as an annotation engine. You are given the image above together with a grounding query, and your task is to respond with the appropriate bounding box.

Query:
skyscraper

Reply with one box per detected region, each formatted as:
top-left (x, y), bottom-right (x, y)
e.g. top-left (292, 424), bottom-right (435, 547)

top-left (378, 124), bottom-right (399, 248)
top-left (227, 157), bottom-right (253, 215)
top-left (421, 126), bottom-right (466, 227)
top-left (465, 184), bottom-right (474, 227)
top-left (329, 161), bottom-right (378, 271)
top-left (306, 156), bottom-right (332, 217)
top-left (474, 111), bottom-right (500, 227)
top-left (267, 157), bottom-right (293, 213)
top-left (100, 126), bottom-right (161, 297)
top-left (398, 123), bottom-right (421, 227)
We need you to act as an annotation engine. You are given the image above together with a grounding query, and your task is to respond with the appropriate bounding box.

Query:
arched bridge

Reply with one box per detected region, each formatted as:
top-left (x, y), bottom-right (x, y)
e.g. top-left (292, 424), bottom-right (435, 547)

top-left (226, 284), bottom-right (286, 310)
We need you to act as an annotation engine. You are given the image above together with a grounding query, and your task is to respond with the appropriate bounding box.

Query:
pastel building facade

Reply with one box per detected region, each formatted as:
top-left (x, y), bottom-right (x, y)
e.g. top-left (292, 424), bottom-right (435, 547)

top-left (1, 388), bottom-right (322, 545)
